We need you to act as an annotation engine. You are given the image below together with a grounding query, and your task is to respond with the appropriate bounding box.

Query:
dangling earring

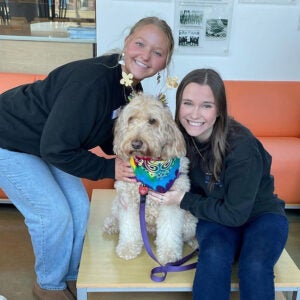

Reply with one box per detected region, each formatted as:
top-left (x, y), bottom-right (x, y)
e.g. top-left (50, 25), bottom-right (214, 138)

top-left (118, 52), bottom-right (125, 65)
top-left (157, 72), bottom-right (161, 85)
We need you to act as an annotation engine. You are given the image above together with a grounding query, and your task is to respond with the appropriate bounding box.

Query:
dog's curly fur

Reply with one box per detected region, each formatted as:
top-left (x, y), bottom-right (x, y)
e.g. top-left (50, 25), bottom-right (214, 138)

top-left (103, 94), bottom-right (198, 265)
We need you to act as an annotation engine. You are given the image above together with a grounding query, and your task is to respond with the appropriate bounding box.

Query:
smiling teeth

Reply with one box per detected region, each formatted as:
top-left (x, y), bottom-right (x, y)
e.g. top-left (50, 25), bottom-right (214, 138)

top-left (135, 60), bottom-right (148, 68)
top-left (188, 121), bottom-right (204, 126)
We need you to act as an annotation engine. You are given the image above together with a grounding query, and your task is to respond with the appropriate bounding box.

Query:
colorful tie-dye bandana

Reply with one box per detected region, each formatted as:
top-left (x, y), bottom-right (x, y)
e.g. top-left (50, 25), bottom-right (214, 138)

top-left (130, 156), bottom-right (180, 193)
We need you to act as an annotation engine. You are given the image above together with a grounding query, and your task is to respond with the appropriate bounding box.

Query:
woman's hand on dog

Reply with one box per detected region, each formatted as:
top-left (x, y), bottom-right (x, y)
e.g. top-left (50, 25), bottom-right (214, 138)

top-left (148, 190), bottom-right (185, 206)
top-left (115, 157), bottom-right (136, 182)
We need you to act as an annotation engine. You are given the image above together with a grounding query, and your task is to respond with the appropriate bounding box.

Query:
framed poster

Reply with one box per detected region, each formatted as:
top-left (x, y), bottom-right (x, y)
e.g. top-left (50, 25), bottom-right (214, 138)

top-left (174, 0), bottom-right (233, 55)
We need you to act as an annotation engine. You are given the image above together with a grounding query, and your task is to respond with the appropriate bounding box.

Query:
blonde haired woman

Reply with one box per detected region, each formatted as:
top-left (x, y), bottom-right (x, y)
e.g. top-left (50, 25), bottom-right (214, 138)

top-left (0, 17), bottom-right (174, 300)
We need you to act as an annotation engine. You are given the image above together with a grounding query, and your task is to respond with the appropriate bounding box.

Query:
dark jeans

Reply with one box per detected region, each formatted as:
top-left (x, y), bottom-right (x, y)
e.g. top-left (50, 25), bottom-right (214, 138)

top-left (193, 213), bottom-right (289, 300)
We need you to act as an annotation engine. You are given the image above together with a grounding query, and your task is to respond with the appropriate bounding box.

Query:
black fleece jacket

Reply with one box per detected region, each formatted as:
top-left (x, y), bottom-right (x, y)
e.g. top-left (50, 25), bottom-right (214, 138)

top-left (180, 119), bottom-right (286, 227)
top-left (0, 54), bottom-right (134, 180)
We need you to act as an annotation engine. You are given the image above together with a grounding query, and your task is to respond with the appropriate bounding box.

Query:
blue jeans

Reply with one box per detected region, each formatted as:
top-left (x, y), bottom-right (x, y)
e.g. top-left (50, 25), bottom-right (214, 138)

top-left (0, 148), bottom-right (90, 290)
top-left (193, 213), bottom-right (289, 300)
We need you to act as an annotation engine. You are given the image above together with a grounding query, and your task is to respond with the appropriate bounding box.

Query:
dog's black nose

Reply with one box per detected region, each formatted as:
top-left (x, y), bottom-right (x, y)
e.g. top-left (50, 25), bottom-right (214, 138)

top-left (132, 140), bottom-right (143, 149)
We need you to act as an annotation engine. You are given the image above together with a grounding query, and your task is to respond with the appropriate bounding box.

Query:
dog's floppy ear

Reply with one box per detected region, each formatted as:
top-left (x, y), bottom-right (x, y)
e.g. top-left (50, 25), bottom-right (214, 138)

top-left (113, 109), bottom-right (126, 156)
top-left (161, 109), bottom-right (187, 158)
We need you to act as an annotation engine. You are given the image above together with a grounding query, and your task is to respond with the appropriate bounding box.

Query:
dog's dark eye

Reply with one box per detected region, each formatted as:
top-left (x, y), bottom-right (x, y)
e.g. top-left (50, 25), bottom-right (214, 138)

top-left (148, 118), bottom-right (157, 125)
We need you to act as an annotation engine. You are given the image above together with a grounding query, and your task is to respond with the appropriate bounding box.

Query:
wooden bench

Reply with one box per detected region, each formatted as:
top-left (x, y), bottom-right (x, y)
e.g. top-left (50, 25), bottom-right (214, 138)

top-left (77, 189), bottom-right (300, 300)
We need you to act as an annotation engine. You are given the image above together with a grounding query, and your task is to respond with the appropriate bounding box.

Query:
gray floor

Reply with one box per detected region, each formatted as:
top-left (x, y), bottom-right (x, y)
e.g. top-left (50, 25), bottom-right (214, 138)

top-left (0, 204), bottom-right (299, 300)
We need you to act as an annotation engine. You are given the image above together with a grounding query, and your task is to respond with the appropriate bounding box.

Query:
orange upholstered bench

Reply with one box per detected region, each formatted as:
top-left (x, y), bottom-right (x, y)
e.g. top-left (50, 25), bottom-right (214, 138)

top-left (1, 73), bottom-right (299, 206)
top-left (225, 81), bottom-right (300, 207)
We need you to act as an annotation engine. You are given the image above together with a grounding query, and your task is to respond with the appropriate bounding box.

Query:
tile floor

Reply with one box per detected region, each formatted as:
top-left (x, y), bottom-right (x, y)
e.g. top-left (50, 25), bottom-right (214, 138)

top-left (0, 204), bottom-right (299, 300)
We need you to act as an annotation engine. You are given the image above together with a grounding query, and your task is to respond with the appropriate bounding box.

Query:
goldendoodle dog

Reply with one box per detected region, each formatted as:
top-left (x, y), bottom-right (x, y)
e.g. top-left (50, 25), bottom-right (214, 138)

top-left (103, 94), bottom-right (197, 265)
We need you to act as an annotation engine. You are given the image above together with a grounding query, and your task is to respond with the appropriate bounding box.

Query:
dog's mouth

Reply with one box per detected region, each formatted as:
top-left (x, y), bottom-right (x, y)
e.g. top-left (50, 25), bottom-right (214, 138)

top-left (129, 149), bottom-right (152, 157)
top-left (128, 139), bottom-right (153, 157)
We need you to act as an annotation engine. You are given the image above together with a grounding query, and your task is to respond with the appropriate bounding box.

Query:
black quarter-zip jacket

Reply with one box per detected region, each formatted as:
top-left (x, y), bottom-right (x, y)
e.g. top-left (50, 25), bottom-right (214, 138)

top-left (0, 54), bottom-right (130, 180)
top-left (180, 119), bottom-right (286, 227)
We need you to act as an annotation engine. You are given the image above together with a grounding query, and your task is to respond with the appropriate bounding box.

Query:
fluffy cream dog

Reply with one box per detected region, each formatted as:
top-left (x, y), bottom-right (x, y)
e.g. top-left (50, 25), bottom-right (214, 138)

top-left (103, 94), bottom-right (197, 265)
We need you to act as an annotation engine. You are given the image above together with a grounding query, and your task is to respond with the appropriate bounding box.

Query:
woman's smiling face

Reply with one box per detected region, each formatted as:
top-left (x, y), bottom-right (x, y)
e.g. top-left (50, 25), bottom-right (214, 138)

top-left (179, 82), bottom-right (218, 142)
top-left (123, 24), bottom-right (169, 83)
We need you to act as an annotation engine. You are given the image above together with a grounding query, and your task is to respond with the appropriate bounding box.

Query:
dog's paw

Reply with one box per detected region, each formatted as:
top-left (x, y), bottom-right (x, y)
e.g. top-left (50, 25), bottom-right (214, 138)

top-left (187, 238), bottom-right (199, 250)
top-left (158, 251), bottom-right (182, 265)
top-left (157, 246), bottom-right (182, 265)
top-left (116, 242), bottom-right (142, 260)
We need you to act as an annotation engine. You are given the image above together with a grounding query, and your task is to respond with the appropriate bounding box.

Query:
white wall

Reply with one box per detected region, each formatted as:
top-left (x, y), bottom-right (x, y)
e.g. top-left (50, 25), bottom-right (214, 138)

top-left (96, 0), bottom-right (300, 112)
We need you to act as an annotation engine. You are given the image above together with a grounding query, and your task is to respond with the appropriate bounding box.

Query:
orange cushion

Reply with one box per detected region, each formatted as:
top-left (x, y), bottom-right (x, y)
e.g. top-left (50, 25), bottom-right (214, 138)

top-left (225, 81), bottom-right (300, 137)
top-left (258, 137), bottom-right (300, 205)
top-left (0, 72), bottom-right (46, 94)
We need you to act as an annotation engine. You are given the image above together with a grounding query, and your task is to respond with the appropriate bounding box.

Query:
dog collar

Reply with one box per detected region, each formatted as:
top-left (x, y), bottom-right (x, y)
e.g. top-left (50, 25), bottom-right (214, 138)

top-left (130, 156), bottom-right (180, 193)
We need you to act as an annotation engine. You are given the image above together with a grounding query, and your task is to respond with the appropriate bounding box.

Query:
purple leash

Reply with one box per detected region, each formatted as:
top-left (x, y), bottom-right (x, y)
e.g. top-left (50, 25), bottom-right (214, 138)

top-left (138, 186), bottom-right (198, 282)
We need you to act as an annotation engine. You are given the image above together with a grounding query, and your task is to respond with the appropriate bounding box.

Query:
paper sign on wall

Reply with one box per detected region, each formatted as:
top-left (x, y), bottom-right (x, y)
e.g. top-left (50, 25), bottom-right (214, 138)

top-left (174, 0), bottom-right (233, 55)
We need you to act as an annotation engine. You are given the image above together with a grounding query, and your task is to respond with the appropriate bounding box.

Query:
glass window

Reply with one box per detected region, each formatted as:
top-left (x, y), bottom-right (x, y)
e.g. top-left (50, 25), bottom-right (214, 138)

top-left (0, 0), bottom-right (96, 41)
